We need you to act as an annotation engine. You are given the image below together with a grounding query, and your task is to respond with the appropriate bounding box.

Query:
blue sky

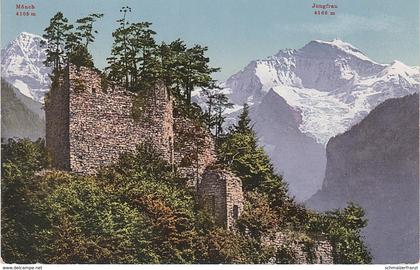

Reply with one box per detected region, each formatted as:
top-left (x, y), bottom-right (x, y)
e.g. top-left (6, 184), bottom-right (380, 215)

top-left (2, 0), bottom-right (419, 80)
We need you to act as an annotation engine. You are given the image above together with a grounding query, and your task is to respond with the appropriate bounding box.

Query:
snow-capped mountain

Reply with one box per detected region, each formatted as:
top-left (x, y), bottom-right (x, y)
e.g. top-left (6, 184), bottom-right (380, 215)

top-left (197, 39), bottom-right (419, 201)
top-left (1, 32), bottom-right (51, 103)
top-left (223, 39), bottom-right (419, 145)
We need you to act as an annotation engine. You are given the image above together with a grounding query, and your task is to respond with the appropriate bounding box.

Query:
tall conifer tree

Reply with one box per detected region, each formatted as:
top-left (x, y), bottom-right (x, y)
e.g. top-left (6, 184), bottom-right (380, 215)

top-left (41, 12), bottom-right (73, 73)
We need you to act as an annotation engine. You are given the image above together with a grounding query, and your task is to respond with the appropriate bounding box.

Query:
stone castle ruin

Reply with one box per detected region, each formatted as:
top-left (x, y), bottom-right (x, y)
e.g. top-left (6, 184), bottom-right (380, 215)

top-left (45, 64), bottom-right (243, 229)
top-left (45, 64), bottom-right (333, 263)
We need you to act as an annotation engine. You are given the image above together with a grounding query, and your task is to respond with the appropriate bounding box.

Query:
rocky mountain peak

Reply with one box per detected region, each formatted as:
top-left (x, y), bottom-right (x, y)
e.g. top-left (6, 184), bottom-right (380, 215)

top-left (223, 39), bottom-right (419, 144)
top-left (1, 32), bottom-right (50, 103)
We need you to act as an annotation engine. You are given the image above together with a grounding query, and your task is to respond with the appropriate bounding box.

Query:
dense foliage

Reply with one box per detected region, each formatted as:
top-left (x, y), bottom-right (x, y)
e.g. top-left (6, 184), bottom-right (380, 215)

top-left (2, 140), bottom-right (214, 263)
top-left (1, 120), bottom-right (372, 264)
top-left (1, 139), bottom-right (50, 262)
top-left (305, 203), bottom-right (372, 263)
top-left (0, 140), bottom-right (271, 263)
top-left (0, 140), bottom-right (278, 263)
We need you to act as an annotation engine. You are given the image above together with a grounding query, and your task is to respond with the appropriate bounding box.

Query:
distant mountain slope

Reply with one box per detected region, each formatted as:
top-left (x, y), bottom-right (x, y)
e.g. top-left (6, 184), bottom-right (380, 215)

top-left (250, 90), bottom-right (326, 200)
top-left (198, 39), bottom-right (419, 201)
top-left (1, 80), bottom-right (45, 140)
top-left (306, 94), bottom-right (419, 263)
top-left (10, 81), bottom-right (45, 120)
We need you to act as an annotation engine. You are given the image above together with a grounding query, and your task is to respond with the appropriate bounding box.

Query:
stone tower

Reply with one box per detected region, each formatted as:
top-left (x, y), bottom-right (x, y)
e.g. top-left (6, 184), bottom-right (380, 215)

top-left (197, 168), bottom-right (244, 229)
top-left (45, 64), bottom-right (174, 174)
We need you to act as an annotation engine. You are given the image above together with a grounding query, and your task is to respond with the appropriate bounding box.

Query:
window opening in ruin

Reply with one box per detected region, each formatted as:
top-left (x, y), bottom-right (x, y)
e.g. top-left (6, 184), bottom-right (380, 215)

top-left (233, 205), bottom-right (239, 220)
top-left (92, 87), bottom-right (96, 94)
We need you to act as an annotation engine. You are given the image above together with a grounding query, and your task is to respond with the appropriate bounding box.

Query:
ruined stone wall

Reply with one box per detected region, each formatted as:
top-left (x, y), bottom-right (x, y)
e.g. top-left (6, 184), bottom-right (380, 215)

top-left (291, 240), bottom-right (333, 264)
top-left (134, 80), bottom-right (174, 163)
top-left (197, 168), bottom-right (244, 228)
top-left (46, 64), bottom-right (219, 178)
top-left (263, 232), bottom-right (333, 264)
top-left (173, 115), bottom-right (216, 187)
top-left (55, 65), bottom-right (174, 174)
top-left (45, 70), bottom-right (70, 170)
top-left (224, 169), bottom-right (244, 229)
top-left (313, 241), bottom-right (333, 264)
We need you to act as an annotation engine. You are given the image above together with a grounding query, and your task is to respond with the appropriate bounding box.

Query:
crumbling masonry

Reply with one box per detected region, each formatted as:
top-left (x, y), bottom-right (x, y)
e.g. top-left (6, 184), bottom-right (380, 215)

top-left (45, 65), bottom-right (332, 263)
top-left (45, 64), bottom-right (242, 229)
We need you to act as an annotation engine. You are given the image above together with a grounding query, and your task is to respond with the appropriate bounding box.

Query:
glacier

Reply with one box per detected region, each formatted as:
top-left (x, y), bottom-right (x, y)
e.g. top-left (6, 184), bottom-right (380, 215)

top-left (221, 39), bottom-right (419, 145)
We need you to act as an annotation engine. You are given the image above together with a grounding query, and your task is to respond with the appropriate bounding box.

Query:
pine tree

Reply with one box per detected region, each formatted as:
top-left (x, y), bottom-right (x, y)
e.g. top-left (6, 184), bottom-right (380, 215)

top-left (106, 7), bottom-right (161, 92)
top-left (42, 12), bottom-right (102, 71)
top-left (218, 104), bottom-right (291, 210)
top-left (182, 45), bottom-right (220, 105)
top-left (306, 203), bottom-right (372, 263)
top-left (201, 87), bottom-right (217, 128)
top-left (65, 13), bottom-right (103, 68)
top-left (67, 44), bottom-right (95, 68)
top-left (75, 13), bottom-right (104, 48)
top-left (126, 22), bottom-right (157, 91)
top-left (156, 39), bottom-right (187, 99)
top-left (65, 31), bottom-right (94, 68)
top-left (105, 10), bottom-right (219, 99)
top-left (106, 7), bottom-right (132, 89)
top-left (235, 103), bottom-right (252, 134)
top-left (201, 88), bottom-right (232, 139)
top-left (155, 41), bottom-right (220, 105)
top-left (64, 31), bottom-right (82, 56)
top-left (41, 12), bottom-right (73, 73)
top-left (213, 93), bottom-right (233, 139)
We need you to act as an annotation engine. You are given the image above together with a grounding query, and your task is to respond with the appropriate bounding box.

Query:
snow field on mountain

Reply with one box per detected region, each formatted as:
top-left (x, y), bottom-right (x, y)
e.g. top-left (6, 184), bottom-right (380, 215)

top-left (224, 39), bottom-right (419, 144)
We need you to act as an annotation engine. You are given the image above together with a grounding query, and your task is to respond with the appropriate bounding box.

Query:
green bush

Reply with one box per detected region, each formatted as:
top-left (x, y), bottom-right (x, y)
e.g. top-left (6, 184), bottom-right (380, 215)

top-left (1, 135), bottom-right (372, 264)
